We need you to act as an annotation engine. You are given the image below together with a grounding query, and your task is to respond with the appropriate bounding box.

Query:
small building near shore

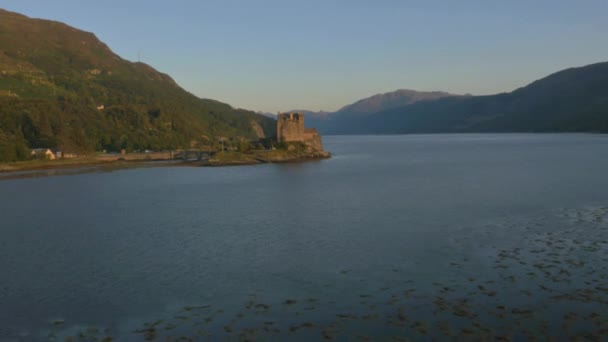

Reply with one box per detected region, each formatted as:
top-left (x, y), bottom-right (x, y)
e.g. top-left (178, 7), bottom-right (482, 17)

top-left (54, 151), bottom-right (78, 159)
top-left (30, 148), bottom-right (56, 160)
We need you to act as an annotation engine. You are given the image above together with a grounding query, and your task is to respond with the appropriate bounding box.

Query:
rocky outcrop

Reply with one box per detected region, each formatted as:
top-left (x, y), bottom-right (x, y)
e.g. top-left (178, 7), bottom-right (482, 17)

top-left (250, 120), bottom-right (266, 138)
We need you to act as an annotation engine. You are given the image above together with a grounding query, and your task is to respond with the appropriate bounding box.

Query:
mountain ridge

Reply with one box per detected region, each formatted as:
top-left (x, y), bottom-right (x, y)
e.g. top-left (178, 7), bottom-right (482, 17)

top-left (304, 62), bottom-right (608, 134)
top-left (334, 89), bottom-right (460, 117)
top-left (302, 89), bottom-right (459, 132)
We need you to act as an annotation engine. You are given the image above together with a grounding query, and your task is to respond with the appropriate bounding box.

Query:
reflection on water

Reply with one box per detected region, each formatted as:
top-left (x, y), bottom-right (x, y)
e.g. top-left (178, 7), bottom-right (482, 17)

top-left (0, 134), bottom-right (607, 340)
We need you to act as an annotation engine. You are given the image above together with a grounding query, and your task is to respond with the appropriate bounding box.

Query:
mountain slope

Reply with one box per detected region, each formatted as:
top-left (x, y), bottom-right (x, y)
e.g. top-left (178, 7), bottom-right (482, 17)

top-left (334, 89), bottom-right (457, 117)
top-left (0, 9), bottom-right (275, 161)
top-left (318, 62), bottom-right (608, 134)
top-left (304, 90), bottom-right (458, 134)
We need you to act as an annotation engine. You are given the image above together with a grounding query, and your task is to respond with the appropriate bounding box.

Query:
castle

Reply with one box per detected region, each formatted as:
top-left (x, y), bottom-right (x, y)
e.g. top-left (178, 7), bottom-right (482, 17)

top-left (276, 112), bottom-right (324, 151)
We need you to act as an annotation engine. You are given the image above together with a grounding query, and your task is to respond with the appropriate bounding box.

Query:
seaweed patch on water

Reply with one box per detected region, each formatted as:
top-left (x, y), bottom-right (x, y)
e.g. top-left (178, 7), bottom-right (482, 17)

top-left (44, 323), bottom-right (115, 342)
top-left (39, 206), bottom-right (608, 340)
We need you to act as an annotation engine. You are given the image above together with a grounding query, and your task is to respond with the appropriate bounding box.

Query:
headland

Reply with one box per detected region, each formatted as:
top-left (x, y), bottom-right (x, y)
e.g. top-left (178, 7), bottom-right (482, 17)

top-left (0, 111), bottom-right (330, 174)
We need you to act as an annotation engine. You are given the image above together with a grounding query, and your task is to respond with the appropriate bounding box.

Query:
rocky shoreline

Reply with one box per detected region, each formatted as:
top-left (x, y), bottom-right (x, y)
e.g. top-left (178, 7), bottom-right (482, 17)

top-left (184, 150), bottom-right (331, 167)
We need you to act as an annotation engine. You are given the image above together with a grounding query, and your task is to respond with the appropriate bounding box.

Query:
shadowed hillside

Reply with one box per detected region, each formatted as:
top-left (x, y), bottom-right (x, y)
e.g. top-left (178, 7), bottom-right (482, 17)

top-left (0, 9), bottom-right (275, 161)
top-left (304, 90), bottom-right (459, 133)
top-left (334, 89), bottom-right (458, 118)
top-left (309, 62), bottom-right (608, 134)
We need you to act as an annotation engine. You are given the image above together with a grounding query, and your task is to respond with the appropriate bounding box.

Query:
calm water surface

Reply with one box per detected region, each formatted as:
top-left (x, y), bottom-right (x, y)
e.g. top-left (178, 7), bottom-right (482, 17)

top-left (1, 134), bottom-right (607, 340)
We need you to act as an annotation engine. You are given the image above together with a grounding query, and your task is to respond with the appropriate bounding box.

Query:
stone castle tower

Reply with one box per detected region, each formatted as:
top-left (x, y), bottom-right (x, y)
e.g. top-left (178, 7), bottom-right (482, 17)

top-left (276, 112), bottom-right (324, 151)
top-left (277, 112), bottom-right (305, 142)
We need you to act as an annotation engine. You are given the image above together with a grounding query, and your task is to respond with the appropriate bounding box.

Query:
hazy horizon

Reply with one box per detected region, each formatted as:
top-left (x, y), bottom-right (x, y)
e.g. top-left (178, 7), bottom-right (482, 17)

top-left (2, 0), bottom-right (607, 113)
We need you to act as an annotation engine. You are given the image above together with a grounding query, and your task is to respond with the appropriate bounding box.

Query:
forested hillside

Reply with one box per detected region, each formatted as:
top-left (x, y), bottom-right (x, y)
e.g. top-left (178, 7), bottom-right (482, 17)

top-left (0, 9), bottom-right (274, 161)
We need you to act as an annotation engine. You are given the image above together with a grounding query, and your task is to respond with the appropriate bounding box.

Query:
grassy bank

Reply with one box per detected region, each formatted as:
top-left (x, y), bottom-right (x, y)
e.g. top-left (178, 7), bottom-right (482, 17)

top-left (0, 157), bottom-right (109, 172)
top-left (0, 149), bottom-right (331, 173)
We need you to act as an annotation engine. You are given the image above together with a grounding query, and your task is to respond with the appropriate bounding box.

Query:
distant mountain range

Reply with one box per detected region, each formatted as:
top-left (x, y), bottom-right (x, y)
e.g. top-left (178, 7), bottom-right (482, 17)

top-left (303, 63), bottom-right (608, 134)
top-left (335, 89), bottom-right (460, 118)
top-left (305, 90), bottom-right (461, 133)
top-left (0, 9), bottom-right (274, 161)
top-left (259, 110), bottom-right (331, 123)
top-left (266, 89), bottom-right (458, 126)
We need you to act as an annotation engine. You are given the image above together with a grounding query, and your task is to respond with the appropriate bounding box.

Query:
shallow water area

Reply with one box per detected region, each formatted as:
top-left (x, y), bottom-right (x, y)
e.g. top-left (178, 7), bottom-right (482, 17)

top-left (1, 134), bottom-right (607, 340)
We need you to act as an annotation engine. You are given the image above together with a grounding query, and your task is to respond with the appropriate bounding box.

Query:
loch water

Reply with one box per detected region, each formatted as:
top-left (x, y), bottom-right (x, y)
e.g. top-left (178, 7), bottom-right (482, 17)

top-left (1, 134), bottom-right (608, 340)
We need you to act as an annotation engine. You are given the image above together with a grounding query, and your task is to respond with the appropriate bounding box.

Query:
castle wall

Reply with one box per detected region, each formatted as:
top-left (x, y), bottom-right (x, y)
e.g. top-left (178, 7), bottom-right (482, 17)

top-left (304, 128), bottom-right (323, 151)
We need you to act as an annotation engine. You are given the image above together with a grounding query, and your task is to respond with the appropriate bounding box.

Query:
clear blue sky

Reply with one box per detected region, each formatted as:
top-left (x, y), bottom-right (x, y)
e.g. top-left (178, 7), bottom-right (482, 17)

top-left (2, 0), bottom-right (607, 112)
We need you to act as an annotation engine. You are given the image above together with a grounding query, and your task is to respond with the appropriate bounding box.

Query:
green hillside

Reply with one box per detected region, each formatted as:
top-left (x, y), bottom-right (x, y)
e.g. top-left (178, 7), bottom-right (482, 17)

top-left (0, 9), bottom-right (274, 162)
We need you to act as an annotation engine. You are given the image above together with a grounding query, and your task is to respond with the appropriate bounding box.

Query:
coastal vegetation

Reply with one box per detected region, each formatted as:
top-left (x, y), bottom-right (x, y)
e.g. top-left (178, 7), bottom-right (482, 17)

top-left (0, 155), bottom-right (106, 172)
top-left (0, 141), bottom-right (329, 173)
top-left (0, 9), bottom-right (275, 162)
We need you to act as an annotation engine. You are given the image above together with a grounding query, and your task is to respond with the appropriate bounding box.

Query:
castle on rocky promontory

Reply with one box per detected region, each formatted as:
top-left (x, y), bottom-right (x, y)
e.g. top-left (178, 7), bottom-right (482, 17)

top-left (276, 112), bottom-right (324, 151)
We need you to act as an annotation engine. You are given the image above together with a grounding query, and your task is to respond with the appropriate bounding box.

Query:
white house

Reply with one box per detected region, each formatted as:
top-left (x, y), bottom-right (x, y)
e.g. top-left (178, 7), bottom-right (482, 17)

top-left (30, 149), bottom-right (56, 160)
